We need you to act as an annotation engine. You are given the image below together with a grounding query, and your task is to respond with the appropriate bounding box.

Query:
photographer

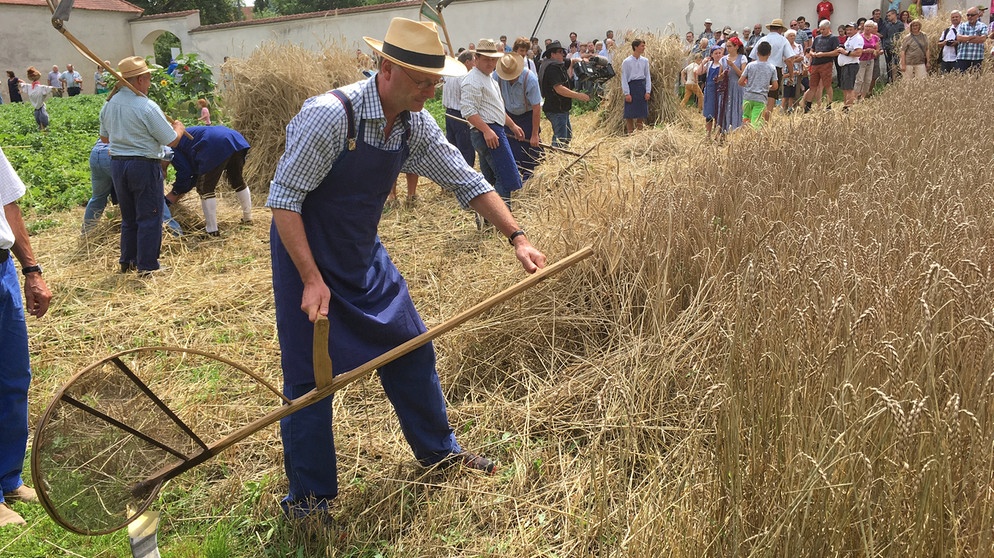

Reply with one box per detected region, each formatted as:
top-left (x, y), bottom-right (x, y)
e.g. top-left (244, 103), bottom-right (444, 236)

top-left (938, 11), bottom-right (961, 74)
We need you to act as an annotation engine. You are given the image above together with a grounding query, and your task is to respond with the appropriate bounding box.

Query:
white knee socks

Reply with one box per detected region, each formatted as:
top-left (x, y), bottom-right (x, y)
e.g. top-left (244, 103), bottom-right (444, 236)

top-left (201, 197), bottom-right (218, 233)
top-left (235, 188), bottom-right (252, 221)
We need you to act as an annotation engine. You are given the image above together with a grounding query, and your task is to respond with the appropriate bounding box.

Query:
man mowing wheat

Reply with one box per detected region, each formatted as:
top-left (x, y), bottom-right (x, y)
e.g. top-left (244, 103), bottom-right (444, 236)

top-left (266, 17), bottom-right (546, 520)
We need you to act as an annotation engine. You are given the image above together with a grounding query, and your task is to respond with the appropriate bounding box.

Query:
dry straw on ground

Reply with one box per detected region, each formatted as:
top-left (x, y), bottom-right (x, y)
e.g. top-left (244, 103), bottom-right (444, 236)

top-left (21, 40), bottom-right (994, 557)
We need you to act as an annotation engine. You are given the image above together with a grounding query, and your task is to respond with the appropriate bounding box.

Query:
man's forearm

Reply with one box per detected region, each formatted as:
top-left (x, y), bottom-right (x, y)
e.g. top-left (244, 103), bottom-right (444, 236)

top-left (466, 113), bottom-right (490, 133)
top-left (271, 208), bottom-right (322, 285)
top-left (5, 201), bottom-right (37, 268)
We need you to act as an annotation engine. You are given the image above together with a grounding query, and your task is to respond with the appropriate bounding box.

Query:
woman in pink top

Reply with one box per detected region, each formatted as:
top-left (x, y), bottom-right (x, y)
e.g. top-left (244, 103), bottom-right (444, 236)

top-left (854, 21), bottom-right (879, 100)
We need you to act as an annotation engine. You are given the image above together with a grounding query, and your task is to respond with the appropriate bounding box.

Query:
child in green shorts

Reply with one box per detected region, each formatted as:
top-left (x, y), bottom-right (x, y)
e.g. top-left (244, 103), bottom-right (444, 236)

top-left (738, 41), bottom-right (778, 129)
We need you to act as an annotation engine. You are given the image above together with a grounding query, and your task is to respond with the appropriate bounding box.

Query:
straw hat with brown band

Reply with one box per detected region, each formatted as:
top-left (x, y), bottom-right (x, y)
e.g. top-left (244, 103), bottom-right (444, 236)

top-left (363, 17), bottom-right (467, 77)
top-left (496, 53), bottom-right (524, 81)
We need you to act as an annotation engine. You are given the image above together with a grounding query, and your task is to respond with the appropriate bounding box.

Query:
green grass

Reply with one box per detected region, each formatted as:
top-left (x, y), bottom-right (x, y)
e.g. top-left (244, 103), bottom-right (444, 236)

top-left (0, 96), bottom-right (103, 215)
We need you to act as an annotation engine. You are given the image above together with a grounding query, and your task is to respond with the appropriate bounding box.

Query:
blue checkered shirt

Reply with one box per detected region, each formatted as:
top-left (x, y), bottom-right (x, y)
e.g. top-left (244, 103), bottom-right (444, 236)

top-left (957, 20), bottom-right (989, 61)
top-left (267, 77), bottom-right (492, 214)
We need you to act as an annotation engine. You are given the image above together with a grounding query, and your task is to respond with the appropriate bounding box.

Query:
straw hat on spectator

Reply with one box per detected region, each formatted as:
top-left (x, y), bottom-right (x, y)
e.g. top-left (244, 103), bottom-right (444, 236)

top-left (474, 38), bottom-right (505, 59)
top-left (766, 18), bottom-right (787, 30)
top-left (496, 53), bottom-right (524, 80)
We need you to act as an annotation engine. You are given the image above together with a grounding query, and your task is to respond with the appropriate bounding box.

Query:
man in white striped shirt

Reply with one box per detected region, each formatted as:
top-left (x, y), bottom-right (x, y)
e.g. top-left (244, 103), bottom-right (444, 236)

top-left (441, 50), bottom-right (475, 167)
top-left (461, 38), bottom-right (525, 209)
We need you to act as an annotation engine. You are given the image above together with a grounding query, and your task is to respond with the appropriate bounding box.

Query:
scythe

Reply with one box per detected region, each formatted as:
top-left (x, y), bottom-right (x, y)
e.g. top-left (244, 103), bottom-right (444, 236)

top-left (49, 0), bottom-right (193, 137)
top-left (31, 246), bottom-right (594, 540)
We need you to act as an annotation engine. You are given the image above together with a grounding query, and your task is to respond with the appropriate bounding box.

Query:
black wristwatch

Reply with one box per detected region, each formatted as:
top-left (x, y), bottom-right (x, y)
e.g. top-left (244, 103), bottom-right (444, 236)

top-left (508, 230), bottom-right (526, 246)
top-left (22, 264), bottom-right (43, 276)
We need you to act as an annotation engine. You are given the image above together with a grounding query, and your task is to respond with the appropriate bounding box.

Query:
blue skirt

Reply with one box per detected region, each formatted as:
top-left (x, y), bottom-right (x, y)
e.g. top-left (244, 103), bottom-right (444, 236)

top-left (624, 78), bottom-right (649, 119)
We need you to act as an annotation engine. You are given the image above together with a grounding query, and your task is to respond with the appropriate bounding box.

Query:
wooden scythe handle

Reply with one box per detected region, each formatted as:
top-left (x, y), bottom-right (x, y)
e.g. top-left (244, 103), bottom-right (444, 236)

top-left (131, 245), bottom-right (594, 495)
top-left (50, 17), bottom-right (194, 139)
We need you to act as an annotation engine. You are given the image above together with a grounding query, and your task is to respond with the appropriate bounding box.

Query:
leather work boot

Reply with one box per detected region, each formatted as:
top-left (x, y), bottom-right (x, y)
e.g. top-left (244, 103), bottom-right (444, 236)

top-left (0, 503), bottom-right (26, 527)
top-left (3, 485), bottom-right (38, 504)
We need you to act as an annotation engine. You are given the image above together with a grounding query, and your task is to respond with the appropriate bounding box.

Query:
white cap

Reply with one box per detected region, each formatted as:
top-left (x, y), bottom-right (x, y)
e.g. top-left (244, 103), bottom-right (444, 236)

top-left (704, 18), bottom-right (713, 24)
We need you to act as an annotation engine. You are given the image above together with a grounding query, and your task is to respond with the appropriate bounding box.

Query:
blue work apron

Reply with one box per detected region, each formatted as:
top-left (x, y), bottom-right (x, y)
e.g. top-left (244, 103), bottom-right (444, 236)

top-left (272, 122), bottom-right (422, 386)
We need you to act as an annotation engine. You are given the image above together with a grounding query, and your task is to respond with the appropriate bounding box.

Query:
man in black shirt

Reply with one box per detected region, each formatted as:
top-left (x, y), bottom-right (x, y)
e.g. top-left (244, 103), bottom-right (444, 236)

top-left (539, 41), bottom-right (589, 147)
top-left (803, 19), bottom-right (840, 112)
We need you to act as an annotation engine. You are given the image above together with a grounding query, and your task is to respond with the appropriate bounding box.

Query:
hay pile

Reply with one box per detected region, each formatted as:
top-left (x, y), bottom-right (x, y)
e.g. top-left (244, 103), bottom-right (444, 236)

top-left (598, 31), bottom-right (691, 133)
top-left (222, 41), bottom-right (365, 194)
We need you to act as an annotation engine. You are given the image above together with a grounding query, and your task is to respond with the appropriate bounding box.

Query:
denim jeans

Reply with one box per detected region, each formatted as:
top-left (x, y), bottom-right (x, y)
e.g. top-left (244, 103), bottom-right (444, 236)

top-left (111, 159), bottom-right (163, 272)
top-left (0, 259), bottom-right (31, 504)
top-left (546, 111), bottom-right (572, 148)
top-left (82, 142), bottom-right (113, 233)
top-left (469, 124), bottom-right (522, 208)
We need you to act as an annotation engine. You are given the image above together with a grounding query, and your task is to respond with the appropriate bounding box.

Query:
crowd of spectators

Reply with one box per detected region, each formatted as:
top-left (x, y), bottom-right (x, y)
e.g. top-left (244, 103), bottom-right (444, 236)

top-left (679, 3), bottom-right (993, 136)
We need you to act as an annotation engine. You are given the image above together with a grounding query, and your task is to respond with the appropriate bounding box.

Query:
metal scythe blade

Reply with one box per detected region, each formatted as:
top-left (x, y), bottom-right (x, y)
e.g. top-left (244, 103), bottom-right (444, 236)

top-left (52, 0), bottom-right (73, 23)
top-left (127, 510), bottom-right (161, 558)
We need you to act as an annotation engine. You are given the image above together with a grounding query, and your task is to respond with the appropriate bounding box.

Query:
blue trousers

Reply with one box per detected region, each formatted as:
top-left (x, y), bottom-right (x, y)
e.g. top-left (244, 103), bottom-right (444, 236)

top-left (506, 112), bottom-right (542, 182)
top-left (83, 143), bottom-right (113, 233)
top-left (546, 111), bottom-right (572, 148)
top-left (444, 108), bottom-right (475, 168)
top-left (111, 159), bottom-right (163, 272)
top-left (0, 258), bottom-right (30, 504)
top-left (280, 342), bottom-right (459, 517)
top-left (470, 124), bottom-right (522, 208)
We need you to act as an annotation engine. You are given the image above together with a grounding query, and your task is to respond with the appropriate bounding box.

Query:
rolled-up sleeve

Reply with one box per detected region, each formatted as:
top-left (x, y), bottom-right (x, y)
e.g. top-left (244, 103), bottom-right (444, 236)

top-left (401, 112), bottom-right (492, 208)
top-left (266, 96), bottom-right (347, 213)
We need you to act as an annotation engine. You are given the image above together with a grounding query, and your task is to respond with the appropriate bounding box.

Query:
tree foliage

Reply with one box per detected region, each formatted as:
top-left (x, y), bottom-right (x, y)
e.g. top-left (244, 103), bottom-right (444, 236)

top-left (132, 0), bottom-right (243, 25)
top-left (255, 0), bottom-right (364, 17)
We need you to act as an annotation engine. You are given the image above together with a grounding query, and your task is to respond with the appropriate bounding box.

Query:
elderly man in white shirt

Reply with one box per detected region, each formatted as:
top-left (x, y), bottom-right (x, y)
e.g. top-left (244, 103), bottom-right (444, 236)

top-left (441, 50), bottom-right (476, 167)
top-left (461, 38), bottom-right (525, 209)
top-left (750, 18), bottom-right (797, 121)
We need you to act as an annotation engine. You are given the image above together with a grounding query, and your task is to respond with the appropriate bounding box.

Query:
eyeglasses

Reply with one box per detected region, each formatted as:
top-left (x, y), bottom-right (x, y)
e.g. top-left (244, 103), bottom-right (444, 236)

top-left (399, 65), bottom-right (442, 90)
top-left (967, 12), bottom-right (979, 17)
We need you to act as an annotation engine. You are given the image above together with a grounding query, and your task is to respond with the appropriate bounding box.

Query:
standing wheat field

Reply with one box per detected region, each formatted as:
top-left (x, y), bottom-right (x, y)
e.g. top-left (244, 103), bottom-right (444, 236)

top-left (4, 51), bottom-right (994, 557)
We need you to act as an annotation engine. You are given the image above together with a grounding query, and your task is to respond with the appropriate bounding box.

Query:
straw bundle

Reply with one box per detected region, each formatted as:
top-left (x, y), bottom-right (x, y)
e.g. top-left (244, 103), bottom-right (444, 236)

top-left (223, 41), bottom-right (365, 194)
top-left (598, 31), bottom-right (688, 133)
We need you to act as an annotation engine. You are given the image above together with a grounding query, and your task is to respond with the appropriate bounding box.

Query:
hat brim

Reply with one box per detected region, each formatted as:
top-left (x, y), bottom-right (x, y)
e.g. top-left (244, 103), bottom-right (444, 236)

top-left (363, 37), bottom-right (467, 77)
top-left (496, 61), bottom-right (523, 80)
top-left (120, 68), bottom-right (152, 79)
top-left (474, 51), bottom-right (504, 59)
